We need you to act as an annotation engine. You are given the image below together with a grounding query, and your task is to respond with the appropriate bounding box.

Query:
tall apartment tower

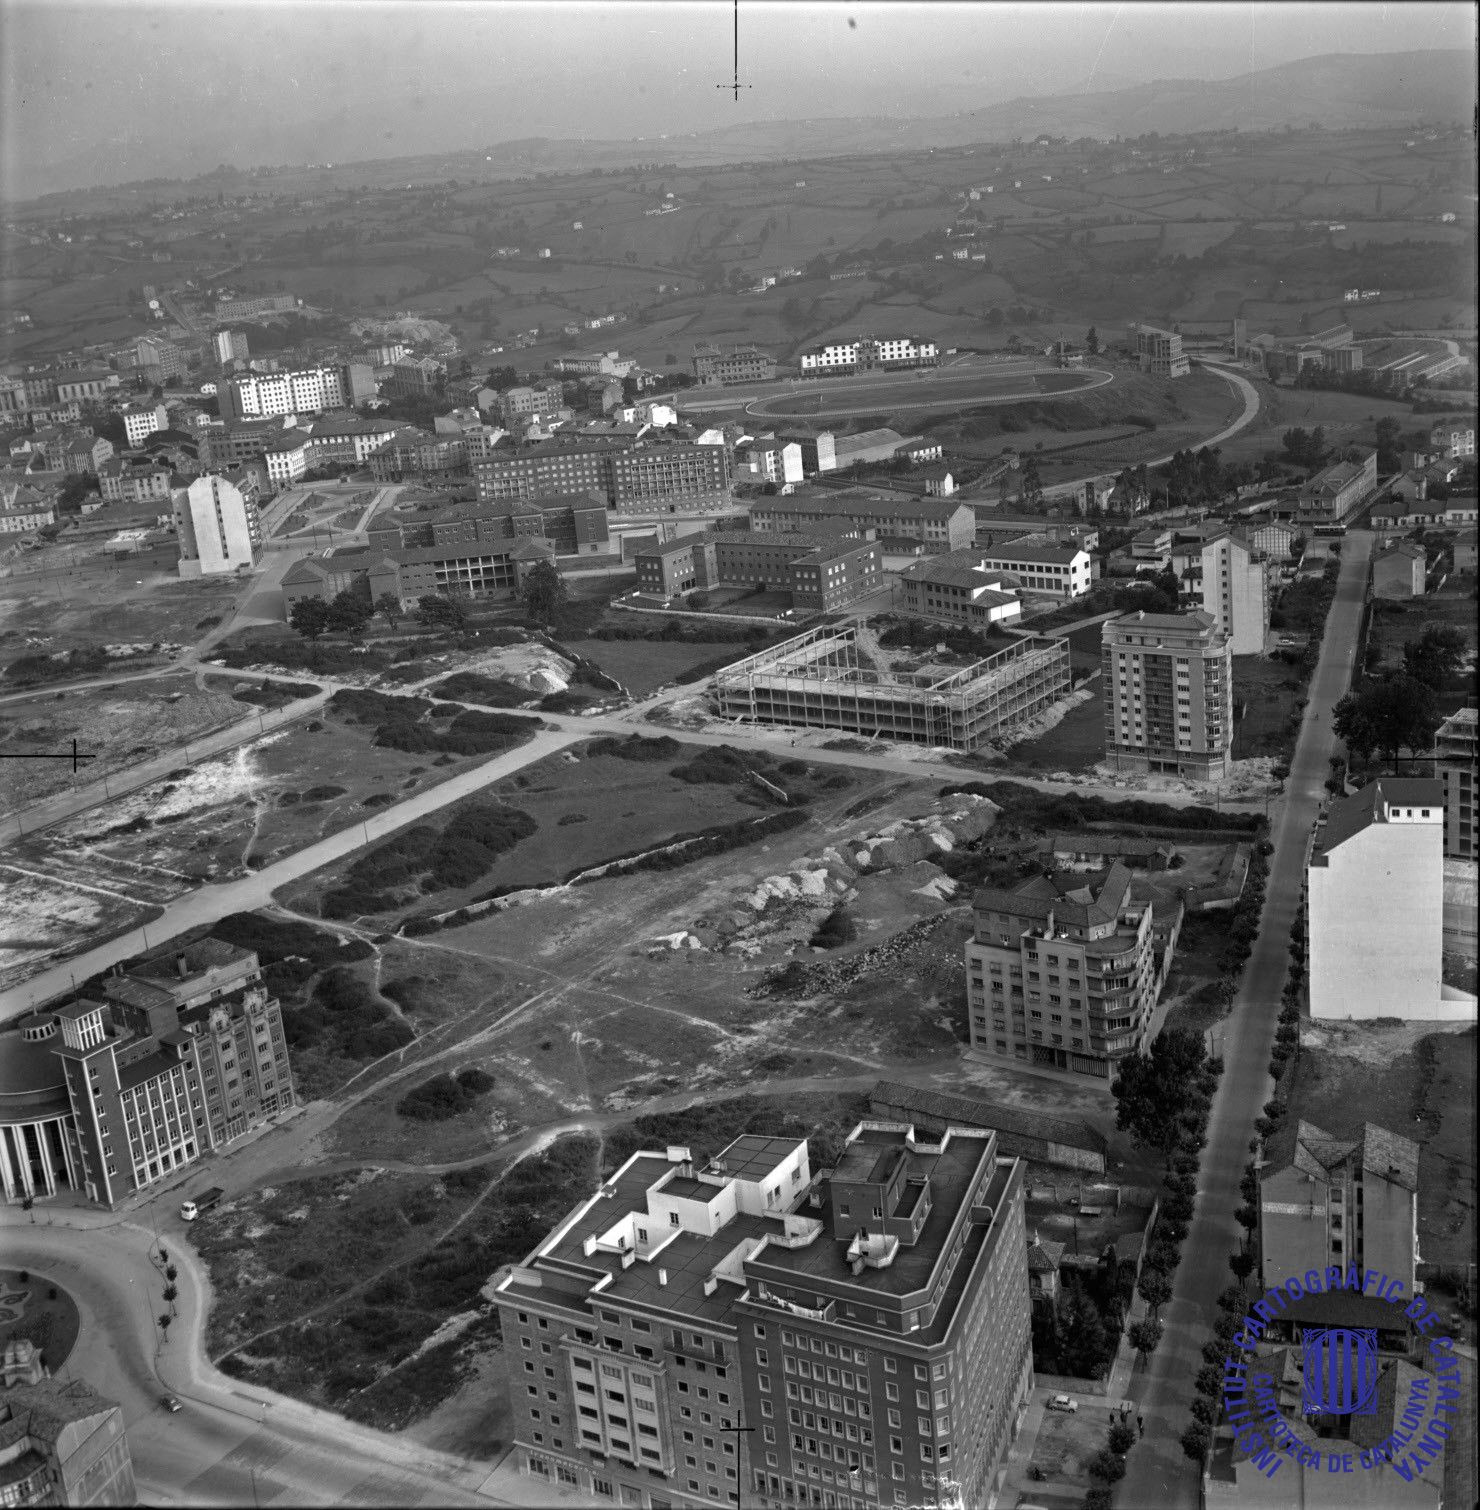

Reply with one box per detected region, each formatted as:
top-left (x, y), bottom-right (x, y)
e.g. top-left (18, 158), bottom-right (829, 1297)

top-left (490, 1125), bottom-right (1032, 1510)
top-left (1306, 778), bottom-right (1445, 1020)
top-left (173, 472), bottom-right (261, 576)
top-left (1200, 530), bottom-right (1269, 655)
top-left (1434, 706), bottom-right (1477, 860)
top-left (1101, 610), bottom-right (1233, 781)
top-left (965, 864), bottom-right (1162, 1080)
top-left (220, 365), bottom-right (345, 422)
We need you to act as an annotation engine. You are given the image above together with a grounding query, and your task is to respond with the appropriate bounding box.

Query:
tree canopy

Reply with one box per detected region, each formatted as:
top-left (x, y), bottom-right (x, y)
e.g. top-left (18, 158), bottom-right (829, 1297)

top-left (1111, 1027), bottom-right (1208, 1158)
top-left (289, 597), bottom-right (332, 640)
top-left (1332, 674), bottom-right (1440, 768)
top-left (1403, 623), bottom-right (1467, 692)
top-left (521, 559), bottom-right (567, 626)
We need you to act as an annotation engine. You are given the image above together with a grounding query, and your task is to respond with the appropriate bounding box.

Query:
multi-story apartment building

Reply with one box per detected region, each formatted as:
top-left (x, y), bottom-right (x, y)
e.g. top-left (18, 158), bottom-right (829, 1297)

top-left (133, 335), bottom-right (190, 382)
top-left (366, 427), bottom-right (468, 480)
top-left (966, 863), bottom-right (1163, 1080)
top-left (475, 444), bottom-right (618, 504)
top-left (172, 472), bottom-right (261, 575)
top-left (490, 1124), bottom-right (1032, 1510)
top-left (1434, 707), bottom-right (1477, 861)
top-left (1199, 530), bottom-right (1269, 655)
top-left (737, 435), bottom-right (804, 488)
top-left (97, 456), bottom-right (172, 504)
top-left (611, 445), bottom-right (731, 514)
top-left (749, 493), bottom-right (973, 554)
top-left (693, 344), bottom-right (778, 386)
top-left (1372, 541), bottom-right (1426, 598)
top-left (384, 355), bottom-right (446, 399)
top-left (121, 402), bottom-right (169, 449)
top-left (776, 433), bottom-right (839, 476)
top-left (633, 531), bottom-right (881, 611)
top-left (100, 940), bottom-right (296, 1151)
top-left (1430, 422), bottom-right (1475, 459)
top-left (1306, 778), bottom-right (1446, 1020)
top-left (1258, 1120), bottom-right (1420, 1294)
top-left (212, 293), bottom-right (296, 320)
top-left (1295, 450), bottom-right (1378, 526)
top-left (0, 1377), bottom-right (137, 1506)
top-left (219, 366), bottom-right (347, 422)
top-left (975, 537), bottom-right (1093, 600)
top-left (42, 942), bottom-right (293, 1208)
top-left (798, 337), bottom-right (938, 377)
top-left (374, 492), bottom-right (610, 557)
top-left (1101, 609), bottom-right (1233, 780)
top-left (0, 488), bottom-right (56, 534)
top-left (1245, 517), bottom-right (1301, 561)
top-left (198, 417), bottom-right (293, 470)
top-left (1130, 324), bottom-right (1190, 378)
top-left (59, 433), bottom-right (114, 475)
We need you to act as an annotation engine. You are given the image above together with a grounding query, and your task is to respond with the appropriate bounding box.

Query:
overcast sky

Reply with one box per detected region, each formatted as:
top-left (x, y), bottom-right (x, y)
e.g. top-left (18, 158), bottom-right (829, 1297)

top-left (2, 1), bottom-right (1475, 198)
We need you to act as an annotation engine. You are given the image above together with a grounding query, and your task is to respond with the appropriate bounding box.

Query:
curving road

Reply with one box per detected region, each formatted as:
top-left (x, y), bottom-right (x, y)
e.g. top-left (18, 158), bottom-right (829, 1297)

top-left (1117, 529), bottom-right (1374, 1508)
top-left (2, 1213), bottom-right (505, 1507)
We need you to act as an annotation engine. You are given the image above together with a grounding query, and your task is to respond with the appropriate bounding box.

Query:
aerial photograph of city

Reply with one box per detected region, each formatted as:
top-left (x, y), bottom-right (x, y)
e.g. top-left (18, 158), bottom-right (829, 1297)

top-left (0, 1), bottom-right (1474, 1506)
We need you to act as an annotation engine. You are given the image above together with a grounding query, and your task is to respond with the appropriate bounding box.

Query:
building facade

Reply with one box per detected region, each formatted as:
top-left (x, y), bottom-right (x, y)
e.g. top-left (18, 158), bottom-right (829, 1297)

top-left (1371, 542), bottom-right (1426, 599)
top-left (974, 537), bottom-right (1092, 600)
top-left (693, 345), bottom-right (778, 386)
top-left (897, 556), bottom-right (1023, 627)
top-left (798, 337), bottom-right (938, 377)
top-left (1200, 531), bottom-right (1269, 655)
top-left (0, 1378), bottom-right (137, 1506)
top-left (1296, 451), bottom-right (1378, 526)
top-left (1101, 610), bottom-right (1233, 781)
top-left (97, 456), bottom-right (172, 504)
top-left (219, 366), bottom-right (347, 422)
top-left (1130, 324), bottom-right (1190, 378)
top-left (1306, 778), bottom-right (1447, 1020)
top-left (491, 1124), bottom-right (1033, 1510)
top-left (749, 494), bottom-right (973, 554)
top-left (173, 473), bottom-right (261, 576)
top-left (1434, 707), bottom-right (1476, 861)
top-left (966, 864), bottom-right (1163, 1080)
top-left (121, 403), bottom-right (169, 449)
top-left (1258, 1120), bottom-right (1420, 1295)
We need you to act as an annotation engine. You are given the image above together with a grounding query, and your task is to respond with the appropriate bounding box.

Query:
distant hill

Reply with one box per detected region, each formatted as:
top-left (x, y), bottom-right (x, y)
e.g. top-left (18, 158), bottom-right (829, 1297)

top-left (506, 50), bottom-right (1478, 169)
top-left (7, 48), bottom-right (1474, 202)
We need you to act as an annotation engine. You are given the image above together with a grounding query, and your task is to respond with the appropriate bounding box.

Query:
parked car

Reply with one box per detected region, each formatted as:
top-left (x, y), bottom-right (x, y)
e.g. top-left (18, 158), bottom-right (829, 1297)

top-left (161, 1395), bottom-right (182, 1413)
top-left (1046, 1395), bottom-right (1079, 1413)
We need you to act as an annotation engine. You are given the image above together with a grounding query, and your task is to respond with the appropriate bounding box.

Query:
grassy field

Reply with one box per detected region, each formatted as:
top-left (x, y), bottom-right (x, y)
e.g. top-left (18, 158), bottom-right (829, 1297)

top-left (561, 636), bottom-right (760, 695)
top-left (1368, 587), bottom-right (1478, 708)
top-left (1004, 686), bottom-right (1107, 773)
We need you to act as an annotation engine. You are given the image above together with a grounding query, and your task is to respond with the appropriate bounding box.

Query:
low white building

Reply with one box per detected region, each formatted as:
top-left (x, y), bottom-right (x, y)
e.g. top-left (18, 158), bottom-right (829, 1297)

top-left (173, 473), bottom-right (261, 577)
top-left (1307, 778), bottom-right (1472, 1020)
top-left (975, 536), bottom-right (1092, 599)
top-left (122, 403), bottom-right (168, 449)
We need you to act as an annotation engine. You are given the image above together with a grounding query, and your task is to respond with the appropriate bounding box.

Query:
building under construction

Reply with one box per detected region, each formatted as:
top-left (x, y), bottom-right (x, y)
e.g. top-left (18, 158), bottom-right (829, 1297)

top-left (711, 624), bottom-right (1072, 750)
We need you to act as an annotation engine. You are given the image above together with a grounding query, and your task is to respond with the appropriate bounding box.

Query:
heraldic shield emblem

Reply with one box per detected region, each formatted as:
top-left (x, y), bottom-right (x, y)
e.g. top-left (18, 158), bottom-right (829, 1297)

top-left (1302, 1326), bottom-right (1381, 1416)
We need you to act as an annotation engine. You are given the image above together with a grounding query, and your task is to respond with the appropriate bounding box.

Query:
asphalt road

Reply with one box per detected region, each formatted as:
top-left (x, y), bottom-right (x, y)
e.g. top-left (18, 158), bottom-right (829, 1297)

top-left (1118, 530), bottom-right (1373, 1507)
top-left (2, 1214), bottom-right (504, 1508)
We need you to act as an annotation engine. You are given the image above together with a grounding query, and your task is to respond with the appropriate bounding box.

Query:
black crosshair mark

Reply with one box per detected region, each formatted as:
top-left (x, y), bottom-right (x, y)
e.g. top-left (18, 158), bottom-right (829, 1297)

top-left (0, 739), bottom-right (95, 772)
top-left (717, 0), bottom-right (751, 100)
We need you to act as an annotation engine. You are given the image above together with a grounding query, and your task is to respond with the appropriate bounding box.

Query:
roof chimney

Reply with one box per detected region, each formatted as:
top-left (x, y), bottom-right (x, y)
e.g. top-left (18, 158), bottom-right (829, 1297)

top-left (177, 954), bottom-right (189, 979)
top-left (658, 1268), bottom-right (668, 1287)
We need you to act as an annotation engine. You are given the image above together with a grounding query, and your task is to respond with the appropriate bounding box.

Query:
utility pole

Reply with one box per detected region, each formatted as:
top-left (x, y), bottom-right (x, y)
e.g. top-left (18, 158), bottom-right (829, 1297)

top-left (721, 1415), bottom-right (757, 1506)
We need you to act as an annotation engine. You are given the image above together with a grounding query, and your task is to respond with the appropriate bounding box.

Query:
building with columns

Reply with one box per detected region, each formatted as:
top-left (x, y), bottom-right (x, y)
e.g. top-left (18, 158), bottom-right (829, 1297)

top-left (1, 941), bottom-right (295, 1208)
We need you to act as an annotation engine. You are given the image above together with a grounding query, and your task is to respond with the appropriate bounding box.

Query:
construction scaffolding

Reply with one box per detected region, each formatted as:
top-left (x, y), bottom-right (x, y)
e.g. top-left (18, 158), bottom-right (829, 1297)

top-left (712, 624), bottom-right (1072, 751)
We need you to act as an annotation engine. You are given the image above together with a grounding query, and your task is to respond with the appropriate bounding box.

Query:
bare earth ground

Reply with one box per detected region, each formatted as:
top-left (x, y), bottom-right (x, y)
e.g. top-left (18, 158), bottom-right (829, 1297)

top-left (0, 672), bottom-right (246, 811)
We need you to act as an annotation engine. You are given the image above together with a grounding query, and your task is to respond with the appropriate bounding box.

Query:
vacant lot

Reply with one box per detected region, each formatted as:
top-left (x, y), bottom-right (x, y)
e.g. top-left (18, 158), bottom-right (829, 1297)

top-left (1232, 654), bottom-right (1304, 761)
top-left (561, 635), bottom-right (766, 695)
top-left (1004, 685), bottom-right (1106, 774)
top-left (0, 567), bottom-right (243, 667)
top-left (0, 673), bottom-right (247, 812)
top-left (1368, 587), bottom-right (1478, 710)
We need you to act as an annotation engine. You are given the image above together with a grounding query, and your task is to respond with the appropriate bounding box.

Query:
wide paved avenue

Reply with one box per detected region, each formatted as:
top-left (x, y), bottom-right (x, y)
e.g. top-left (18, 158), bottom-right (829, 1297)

top-left (1118, 531), bottom-right (1374, 1506)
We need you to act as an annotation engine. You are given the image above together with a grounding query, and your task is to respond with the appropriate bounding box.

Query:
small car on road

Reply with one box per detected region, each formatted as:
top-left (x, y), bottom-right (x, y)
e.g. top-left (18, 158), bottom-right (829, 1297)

top-left (1046, 1394), bottom-right (1078, 1413)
